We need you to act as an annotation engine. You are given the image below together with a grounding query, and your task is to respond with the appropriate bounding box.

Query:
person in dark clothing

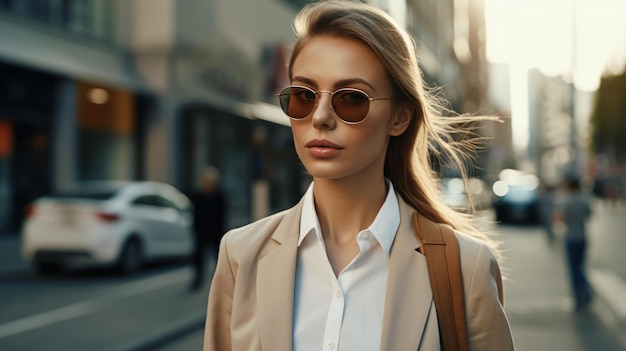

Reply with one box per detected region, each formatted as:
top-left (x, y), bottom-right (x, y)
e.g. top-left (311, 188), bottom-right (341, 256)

top-left (190, 167), bottom-right (226, 291)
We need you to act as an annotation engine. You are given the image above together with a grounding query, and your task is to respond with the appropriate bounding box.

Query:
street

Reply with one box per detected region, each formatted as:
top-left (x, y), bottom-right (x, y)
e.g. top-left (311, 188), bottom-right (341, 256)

top-left (1, 200), bottom-right (625, 350)
top-left (0, 260), bottom-right (209, 351)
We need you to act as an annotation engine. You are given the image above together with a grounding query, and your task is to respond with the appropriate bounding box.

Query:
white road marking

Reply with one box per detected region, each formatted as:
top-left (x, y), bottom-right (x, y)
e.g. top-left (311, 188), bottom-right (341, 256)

top-left (0, 268), bottom-right (190, 339)
top-left (0, 301), bottom-right (97, 339)
top-left (589, 268), bottom-right (626, 321)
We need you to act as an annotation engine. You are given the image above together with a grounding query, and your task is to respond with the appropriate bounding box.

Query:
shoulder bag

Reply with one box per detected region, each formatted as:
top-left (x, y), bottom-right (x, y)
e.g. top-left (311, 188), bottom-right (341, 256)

top-left (413, 212), bottom-right (468, 351)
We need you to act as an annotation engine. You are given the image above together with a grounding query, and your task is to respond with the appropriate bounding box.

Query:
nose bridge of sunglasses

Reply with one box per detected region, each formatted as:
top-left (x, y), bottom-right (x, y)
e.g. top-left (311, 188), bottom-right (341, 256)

top-left (318, 90), bottom-right (369, 123)
top-left (313, 91), bottom-right (335, 110)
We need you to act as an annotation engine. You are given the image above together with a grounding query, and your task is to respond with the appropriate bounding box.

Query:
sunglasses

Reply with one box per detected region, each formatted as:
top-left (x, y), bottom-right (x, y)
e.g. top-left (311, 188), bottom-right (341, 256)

top-left (276, 85), bottom-right (392, 124)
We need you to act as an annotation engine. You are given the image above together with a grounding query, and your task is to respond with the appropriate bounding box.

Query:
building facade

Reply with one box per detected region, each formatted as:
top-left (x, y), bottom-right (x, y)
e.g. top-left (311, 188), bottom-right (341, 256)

top-left (0, 0), bottom-right (148, 231)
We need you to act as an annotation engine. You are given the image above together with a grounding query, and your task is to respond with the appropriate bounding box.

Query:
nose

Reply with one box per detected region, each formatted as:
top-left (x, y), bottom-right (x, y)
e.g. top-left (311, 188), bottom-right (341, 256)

top-left (310, 91), bottom-right (336, 129)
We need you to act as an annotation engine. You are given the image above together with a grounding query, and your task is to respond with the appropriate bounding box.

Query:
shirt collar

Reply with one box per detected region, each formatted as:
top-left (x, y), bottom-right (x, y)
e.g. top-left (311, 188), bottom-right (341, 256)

top-left (299, 182), bottom-right (323, 245)
top-left (298, 180), bottom-right (400, 256)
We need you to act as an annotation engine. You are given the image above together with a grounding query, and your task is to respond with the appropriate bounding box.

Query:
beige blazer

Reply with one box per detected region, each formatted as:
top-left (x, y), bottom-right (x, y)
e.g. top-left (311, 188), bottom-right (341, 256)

top-left (204, 195), bottom-right (515, 351)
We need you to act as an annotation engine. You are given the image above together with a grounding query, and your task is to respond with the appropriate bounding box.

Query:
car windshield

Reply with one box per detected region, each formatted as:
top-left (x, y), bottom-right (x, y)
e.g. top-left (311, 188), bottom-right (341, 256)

top-left (47, 190), bottom-right (118, 200)
top-left (504, 186), bottom-right (537, 202)
top-left (44, 181), bottom-right (131, 201)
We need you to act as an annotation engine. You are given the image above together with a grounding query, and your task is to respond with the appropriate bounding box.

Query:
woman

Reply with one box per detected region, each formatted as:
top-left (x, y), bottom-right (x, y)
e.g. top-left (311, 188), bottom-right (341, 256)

top-left (204, 1), bottom-right (514, 350)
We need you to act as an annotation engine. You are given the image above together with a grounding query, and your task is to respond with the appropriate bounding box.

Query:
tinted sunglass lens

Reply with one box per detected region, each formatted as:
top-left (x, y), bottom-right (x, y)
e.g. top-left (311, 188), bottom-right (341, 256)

top-left (333, 90), bottom-right (370, 123)
top-left (279, 87), bottom-right (316, 119)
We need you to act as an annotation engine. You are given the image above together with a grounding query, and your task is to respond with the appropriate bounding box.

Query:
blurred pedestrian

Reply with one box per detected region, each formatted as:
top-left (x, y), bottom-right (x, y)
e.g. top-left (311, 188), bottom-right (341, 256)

top-left (554, 177), bottom-right (593, 310)
top-left (204, 1), bottom-right (514, 350)
top-left (190, 167), bottom-right (226, 291)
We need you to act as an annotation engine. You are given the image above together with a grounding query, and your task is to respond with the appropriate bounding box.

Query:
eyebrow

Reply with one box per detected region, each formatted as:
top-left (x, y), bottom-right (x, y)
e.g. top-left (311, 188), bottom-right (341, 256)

top-left (292, 76), bottom-right (377, 91)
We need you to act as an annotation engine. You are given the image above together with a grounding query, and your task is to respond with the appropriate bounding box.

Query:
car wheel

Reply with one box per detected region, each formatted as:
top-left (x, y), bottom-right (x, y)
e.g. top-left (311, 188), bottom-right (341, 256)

top-left (34, 261), bottom-right (63, 275)
top-left (118, 238), bottom-right (143, 275)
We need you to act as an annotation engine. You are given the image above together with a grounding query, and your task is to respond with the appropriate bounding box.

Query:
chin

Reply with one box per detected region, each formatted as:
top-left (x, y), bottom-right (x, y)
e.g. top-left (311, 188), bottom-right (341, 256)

top-left (302, 164), bottom-right (350, 181)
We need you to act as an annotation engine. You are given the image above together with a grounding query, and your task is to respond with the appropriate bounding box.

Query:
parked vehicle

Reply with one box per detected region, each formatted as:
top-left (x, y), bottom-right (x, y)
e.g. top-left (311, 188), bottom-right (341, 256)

top-left (441, 177), bottom-right (492, 212)
top-left (22, 181), bottom-right (194, 274)
top-left (492, 169), bottom-right (541, 224)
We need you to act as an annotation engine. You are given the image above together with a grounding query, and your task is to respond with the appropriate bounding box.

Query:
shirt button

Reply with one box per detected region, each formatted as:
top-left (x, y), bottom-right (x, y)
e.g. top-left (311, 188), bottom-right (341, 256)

top-left (361, 232), bottom-right (370, 241)
top-left (327, 340), bottom-right (335, 349)
top-left (335, 290), bottom-right (342, 298)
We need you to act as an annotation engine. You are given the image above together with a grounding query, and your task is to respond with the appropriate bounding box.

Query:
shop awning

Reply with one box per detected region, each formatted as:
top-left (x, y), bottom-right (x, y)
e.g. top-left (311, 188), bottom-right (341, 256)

top-left (0, 20), bottom-right (147, 92)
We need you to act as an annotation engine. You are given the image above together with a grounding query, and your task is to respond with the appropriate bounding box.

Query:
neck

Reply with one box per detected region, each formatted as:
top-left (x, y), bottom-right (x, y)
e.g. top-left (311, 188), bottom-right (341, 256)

top-left (312, 175), bottom-right (388, 245)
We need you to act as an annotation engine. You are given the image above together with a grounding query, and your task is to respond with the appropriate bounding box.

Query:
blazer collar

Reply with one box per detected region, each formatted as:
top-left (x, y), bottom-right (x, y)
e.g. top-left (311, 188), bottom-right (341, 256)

top-left (255, 195), bottom-right (432, 351)
top-left (257, 198), bottom-right (304, 351)
top-left (380, 195), bottom-right (433, 350)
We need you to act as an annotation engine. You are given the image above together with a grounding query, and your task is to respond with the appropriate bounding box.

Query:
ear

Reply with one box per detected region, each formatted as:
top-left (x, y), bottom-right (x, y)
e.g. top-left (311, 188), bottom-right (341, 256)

top-left (388, 105), bottom-right (412, 136)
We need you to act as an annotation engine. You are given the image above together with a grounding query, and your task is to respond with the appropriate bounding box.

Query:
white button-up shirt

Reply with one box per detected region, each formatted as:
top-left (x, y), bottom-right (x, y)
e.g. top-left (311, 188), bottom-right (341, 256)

top-left (293, 181), bottom-right (400, 351)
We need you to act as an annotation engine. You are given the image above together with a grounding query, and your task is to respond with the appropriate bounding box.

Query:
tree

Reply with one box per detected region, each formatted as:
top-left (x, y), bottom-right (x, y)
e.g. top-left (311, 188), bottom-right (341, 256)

top-left (589, 65), bottom-right (626, 162)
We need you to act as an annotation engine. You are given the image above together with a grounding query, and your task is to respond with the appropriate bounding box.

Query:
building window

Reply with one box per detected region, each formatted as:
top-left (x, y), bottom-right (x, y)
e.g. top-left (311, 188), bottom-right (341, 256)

top-left (0, 0), bottom-right (112, 41)
top-left (276, 0), bottom-right (316, 11)
top-left (61, 0), bottom-right (92, 33)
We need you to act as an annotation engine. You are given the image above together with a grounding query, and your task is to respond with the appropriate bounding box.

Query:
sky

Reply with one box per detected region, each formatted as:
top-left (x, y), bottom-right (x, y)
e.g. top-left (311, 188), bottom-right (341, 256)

top-left (484, 0), bottom-right (626, 92)
top-left (484, 0), bottom-right (626, 153)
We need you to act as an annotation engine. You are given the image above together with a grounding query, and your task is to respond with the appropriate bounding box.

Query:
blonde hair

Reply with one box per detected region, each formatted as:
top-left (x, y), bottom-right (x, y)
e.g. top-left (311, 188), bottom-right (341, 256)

top-left (290, 0), bottom-right (497, 249)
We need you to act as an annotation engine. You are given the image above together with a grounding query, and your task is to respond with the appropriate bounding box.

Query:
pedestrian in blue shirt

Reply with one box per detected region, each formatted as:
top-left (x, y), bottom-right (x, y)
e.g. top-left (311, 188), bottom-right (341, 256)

top-left (554, 177), bottom-right (593, 310)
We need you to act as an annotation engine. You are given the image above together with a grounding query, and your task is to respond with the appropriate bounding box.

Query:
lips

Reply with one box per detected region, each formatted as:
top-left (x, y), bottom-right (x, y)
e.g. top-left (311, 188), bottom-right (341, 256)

top-left (305, 139), bottom-right (343, 149)
top-left (305, 139), bottom-right (343, 158)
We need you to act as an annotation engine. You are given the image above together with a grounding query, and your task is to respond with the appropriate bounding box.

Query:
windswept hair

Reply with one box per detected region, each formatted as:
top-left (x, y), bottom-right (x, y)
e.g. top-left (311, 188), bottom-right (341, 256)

top-left (289, 0), bottom-right (498, 251)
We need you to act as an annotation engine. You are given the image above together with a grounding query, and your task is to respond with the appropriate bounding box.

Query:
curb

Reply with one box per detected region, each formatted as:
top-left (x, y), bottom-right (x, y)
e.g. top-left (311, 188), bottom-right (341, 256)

top-left (112, 311), bottom-right (206, 351)
top-left (0, 234), bottom-right (31, 280)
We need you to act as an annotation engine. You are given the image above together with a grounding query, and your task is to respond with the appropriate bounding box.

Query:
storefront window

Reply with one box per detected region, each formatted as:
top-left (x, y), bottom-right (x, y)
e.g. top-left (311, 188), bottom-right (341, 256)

top-left (181, 105), bottom-right (307, 230)
top-left (76, 82), bottom-right (136, 181)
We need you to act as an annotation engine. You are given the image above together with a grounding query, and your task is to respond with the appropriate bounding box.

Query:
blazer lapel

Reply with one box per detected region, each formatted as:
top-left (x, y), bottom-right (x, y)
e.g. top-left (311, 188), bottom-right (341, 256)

top-left (380, 196), bottom-right (434, 350)
top-left (257, 200), bottom-right (303, 351)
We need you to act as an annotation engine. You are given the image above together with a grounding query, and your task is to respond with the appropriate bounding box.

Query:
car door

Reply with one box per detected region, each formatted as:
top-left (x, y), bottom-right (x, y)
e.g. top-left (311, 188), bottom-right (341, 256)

top-left (128, 194), bottom-right (179, 257)
top-left (153, 195), bottom-right (193, 256)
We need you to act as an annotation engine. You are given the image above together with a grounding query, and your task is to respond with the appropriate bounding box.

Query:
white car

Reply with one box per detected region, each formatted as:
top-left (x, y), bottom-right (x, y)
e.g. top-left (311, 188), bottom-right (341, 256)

top-left (22, 181), bottom-right (194, 274)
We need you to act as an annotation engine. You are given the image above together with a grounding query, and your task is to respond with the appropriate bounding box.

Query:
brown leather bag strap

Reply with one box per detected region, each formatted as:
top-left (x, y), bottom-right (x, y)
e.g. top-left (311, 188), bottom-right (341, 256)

top-left (413, 212), bottom-right (468, 351)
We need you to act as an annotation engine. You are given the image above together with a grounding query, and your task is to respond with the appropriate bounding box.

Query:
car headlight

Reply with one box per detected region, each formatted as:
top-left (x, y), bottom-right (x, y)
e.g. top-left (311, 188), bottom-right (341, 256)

top-left (492, 181), bottom-right (509, 197)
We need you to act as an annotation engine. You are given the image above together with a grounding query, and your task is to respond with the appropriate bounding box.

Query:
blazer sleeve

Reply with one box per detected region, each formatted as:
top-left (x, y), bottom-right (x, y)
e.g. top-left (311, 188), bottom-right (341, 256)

top-left (204, 233), bottom-right (235, 351)
top-left (464, 243), bottom-right (515, 350)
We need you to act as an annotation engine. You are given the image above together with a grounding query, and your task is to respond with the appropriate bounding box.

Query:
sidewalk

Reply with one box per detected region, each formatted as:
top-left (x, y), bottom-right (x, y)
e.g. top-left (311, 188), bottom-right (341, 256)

top-left (500, 225), bottom-right (625, 351)
top-left (154, 224), bottom-right (626, 351)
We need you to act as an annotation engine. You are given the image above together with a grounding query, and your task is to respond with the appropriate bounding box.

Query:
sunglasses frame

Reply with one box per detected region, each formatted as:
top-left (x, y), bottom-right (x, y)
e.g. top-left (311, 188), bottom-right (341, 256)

top-left (276, 85), bottom-right (392, 124)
